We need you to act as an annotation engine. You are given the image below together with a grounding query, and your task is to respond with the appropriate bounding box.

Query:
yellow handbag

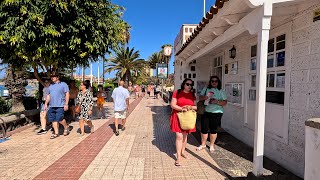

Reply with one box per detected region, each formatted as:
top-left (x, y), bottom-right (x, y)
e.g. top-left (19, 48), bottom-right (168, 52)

top-left (177, 110), bottom-right (197, 130)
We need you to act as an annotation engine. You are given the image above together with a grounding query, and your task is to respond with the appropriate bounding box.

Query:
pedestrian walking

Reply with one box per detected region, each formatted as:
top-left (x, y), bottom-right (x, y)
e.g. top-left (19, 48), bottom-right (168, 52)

top-left (68, 80), bottom-right (78, 122)
top-left (111, 80), bottom-right (130, 136)
top-left (37, 80), bottom-right (51, 135)
top-left (97, 84), bottom-right (106, 119)
top-left (170, 78), bottom-right (197, 166)
top-left (44, 72), bottom-right (70, 139)
top-left (76, 81), bottom-right (94, 136)
top-left (196, 76), bottom-right (227, 153)
top-left (147, 85), bottom-right (152, 97)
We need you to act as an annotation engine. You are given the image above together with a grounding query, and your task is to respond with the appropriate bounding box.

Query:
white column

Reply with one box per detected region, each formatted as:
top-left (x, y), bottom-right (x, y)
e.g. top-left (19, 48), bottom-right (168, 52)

top-left (253, 2), bottom-right (272, 176)
top-left (82, 66), bottom-right (84, 81)
top-left (90, 63), bottom-right (93, 86)
top-left (203, 0), bottom-right (206, 17)
top-left (98, 60), bottom-right (100, 85)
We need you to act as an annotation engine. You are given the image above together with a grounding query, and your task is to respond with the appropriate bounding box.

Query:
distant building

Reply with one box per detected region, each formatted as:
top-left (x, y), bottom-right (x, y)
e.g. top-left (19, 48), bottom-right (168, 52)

top-left (73, 75), bottom-right (102, 84)
top-left (174, 24), bottom-right (197, 55)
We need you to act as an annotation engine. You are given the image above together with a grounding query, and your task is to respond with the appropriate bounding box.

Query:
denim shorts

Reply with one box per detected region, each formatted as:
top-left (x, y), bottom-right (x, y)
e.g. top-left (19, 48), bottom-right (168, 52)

top-left (48, 107), bottom-right (65, 122)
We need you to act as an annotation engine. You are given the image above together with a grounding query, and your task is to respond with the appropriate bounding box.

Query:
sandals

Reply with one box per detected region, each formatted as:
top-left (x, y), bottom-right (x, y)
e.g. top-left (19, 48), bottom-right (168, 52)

top-left (63, 126), bottom-right (70, 136)
top-left (50, 134), bottom-right (59, 139)
top-left (196, 145), bottom-right (206, 151)
top-left (174, 161), bottom-right (181, 166)
top-left (209, 146), bottom-right (215, 153)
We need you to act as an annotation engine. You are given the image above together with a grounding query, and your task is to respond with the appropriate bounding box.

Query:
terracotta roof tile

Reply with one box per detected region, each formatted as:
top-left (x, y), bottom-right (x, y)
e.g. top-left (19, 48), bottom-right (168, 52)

top-left (176, 0), bottom-right (229, 56)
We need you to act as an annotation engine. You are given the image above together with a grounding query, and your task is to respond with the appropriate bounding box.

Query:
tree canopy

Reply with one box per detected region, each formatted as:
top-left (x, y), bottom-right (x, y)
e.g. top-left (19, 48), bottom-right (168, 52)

top-left (104, 46), bottom-right (146, 83)
top-left (0, 0), bottom-right (130, 84)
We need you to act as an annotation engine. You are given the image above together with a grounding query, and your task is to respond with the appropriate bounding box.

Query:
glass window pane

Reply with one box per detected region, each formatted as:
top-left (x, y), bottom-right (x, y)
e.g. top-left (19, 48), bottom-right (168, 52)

top-left (185, 28), bottom-right (188, 33)
top-left (189, 28), bottom-right (192, 33)
top-left (184, 74), bottom-right (187, 78)
top-left (276, 34), bottom-right (286, 42)
top-left (251, 45), bottom-right (257, 57)
top-left (249, 89), bottom-right (256, 101)
top-left (268, 39), bottom-right (274, 53)
top-left (251, 58), bottom-right (256, 70)
top-left (276, 34), bottom-right (286, 50)
top-left (276, 51), bottom-right (285, 66)
top-left (188, 73), bottom-right (191, 78)
top-left (269, 74), bottom-right (275, 87)
top-left (266, 91), bottom-right (284, 105)
top-left (193, 73), bottom-right (196, 78)
top-left (251, 75), bottom-right (256, 87)
top-left (267, 54), bottom-right (274, 68)
top-left (277, 41), bottom-right (286, 50)
top-left (276, 73), bottom-right (285, 88)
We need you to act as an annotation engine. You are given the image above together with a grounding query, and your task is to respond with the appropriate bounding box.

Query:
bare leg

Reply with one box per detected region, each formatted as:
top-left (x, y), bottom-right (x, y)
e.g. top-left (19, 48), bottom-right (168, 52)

top-left (181, 132), bottom-right (188, 158)
top-left (175, 132), bottom-right (183, 165)
top-left (209, 133), bottom-right (217, 149)
top-left (122, 118), bottom-right (127, 128)
top-left (79, 119), bottom-right (85, 135)
top-left (201, 133), bottom-right (208, 147)
top-left (52, 121), bottom-right (59, 135)
top-left (59, 119), bottom-right (68, 130)
top-left (114, 118), bottom-right (119, 131)
top-left (40, 111), bottom-right (47, 130)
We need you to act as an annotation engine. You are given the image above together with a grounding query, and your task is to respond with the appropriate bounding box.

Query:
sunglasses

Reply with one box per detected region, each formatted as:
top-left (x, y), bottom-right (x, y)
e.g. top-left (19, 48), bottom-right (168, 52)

top-left (211, 80), bottom-right (218, 83)
top-left (185, 83), bottom-right (193, 87)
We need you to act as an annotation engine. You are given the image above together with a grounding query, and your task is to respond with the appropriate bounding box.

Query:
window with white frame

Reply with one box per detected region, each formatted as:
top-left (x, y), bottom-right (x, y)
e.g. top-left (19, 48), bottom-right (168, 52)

top-left (212, 55), bottom-right (223, 82)
top-left (249, 34), bottom-right (286, 105)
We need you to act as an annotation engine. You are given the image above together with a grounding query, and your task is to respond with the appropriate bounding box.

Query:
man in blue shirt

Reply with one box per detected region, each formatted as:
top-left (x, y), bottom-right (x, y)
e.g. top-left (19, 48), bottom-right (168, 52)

top-left (44, 72), bottom-right (70, 139)
top-left (111, 80), bottom-right (130, 136)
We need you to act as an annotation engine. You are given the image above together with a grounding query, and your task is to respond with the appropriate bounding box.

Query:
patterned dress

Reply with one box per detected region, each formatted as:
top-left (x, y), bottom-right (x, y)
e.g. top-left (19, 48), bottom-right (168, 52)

top-left (76, 89), bottom-right (93, 121)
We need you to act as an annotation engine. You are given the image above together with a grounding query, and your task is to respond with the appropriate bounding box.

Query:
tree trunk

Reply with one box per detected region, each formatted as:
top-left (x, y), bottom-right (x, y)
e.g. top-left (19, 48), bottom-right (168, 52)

top-left (4, 66), bottom-right (27, 112)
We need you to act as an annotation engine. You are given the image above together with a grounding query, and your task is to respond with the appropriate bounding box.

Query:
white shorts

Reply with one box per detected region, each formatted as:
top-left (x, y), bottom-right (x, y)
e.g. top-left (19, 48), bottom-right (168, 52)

top-left (114, 111), bottom-right (127, 119)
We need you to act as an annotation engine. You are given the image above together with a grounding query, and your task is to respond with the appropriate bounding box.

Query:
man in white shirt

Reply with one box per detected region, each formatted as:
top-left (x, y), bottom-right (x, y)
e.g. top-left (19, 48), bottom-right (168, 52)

top-left (111, 80), bottom-right (130, 136)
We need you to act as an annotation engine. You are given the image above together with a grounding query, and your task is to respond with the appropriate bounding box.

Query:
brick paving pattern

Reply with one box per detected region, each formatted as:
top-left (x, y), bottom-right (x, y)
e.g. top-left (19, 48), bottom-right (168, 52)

top-left (80, 97), bottom-right (227, 179)
top-left (0, 96), bottom-right (227, 180)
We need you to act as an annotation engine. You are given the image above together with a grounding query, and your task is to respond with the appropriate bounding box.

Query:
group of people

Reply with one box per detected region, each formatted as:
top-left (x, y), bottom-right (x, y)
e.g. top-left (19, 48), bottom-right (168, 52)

top-left (127, 82), bottom-right (146, 99)
top-left (37, 73), bottom-right (131, 138)
top-left (37, 73), bottom-right (108, 138)
top-left (170, 76), bottom-right (227, 166)
top-left (146, 84), bottom-right (160, 98)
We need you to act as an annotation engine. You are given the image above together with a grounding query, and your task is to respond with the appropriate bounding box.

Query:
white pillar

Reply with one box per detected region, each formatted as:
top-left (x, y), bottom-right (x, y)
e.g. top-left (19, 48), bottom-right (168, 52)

top-left (82, 66), bottom-right (84, 81)
top-left (253, 2), bottom-right (272, 176)
top-left (98, 60), bottom-right (100, 85)
top-left (203, 0), bottom-right (206, 17)
top-left (253, 3), bottom-right (272, 176)
top-left (90, 63), bottom-right (93, 87)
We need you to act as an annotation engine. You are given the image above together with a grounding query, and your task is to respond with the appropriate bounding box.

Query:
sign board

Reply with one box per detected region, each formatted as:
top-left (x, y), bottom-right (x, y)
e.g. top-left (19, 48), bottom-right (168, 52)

top-left (225, 83), bottom-right (244, 107)
top-left (314, 8), bottom-right (320, 22)
top-left (156, 63), bottom-right (168, 79)
top-left (196, 81), bottom-right (207, 96)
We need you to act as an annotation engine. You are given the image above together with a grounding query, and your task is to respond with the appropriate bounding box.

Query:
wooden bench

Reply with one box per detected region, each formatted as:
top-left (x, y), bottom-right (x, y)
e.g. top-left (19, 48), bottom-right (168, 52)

top-left (0, 109), bottom-right (40, 138)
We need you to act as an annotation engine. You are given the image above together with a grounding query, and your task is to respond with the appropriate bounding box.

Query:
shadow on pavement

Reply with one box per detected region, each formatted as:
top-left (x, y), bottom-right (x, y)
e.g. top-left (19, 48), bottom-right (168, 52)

top-left (193, 119), bottom-right (302, 180)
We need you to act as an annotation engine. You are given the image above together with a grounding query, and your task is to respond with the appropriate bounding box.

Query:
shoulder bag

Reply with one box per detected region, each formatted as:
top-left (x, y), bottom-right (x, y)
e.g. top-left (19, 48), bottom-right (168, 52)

top-left (177, 110), bottom-right (197, 130)
top-left (197, 88), bottom-right (207, 115)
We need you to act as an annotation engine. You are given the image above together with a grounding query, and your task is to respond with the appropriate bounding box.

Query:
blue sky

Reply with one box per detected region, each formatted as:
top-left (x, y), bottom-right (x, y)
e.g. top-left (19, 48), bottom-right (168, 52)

top-left (0, 0), bottom-right (216, 79)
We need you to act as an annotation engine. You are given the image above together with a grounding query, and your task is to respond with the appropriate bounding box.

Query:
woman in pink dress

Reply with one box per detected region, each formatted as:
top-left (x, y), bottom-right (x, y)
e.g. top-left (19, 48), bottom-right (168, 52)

top-left (170, 78), bottom-right (197, 166)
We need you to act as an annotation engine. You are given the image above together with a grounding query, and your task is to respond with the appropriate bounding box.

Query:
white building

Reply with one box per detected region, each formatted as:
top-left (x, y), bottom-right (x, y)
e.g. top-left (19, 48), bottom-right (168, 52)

top-left (174, 0), bottom-right (320, 178)
top-left (174, 24), bottom-right (198, 87)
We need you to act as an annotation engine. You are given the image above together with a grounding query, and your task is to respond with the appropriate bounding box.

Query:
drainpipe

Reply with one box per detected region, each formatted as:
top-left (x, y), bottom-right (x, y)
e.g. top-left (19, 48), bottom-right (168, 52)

top-left (253, 1), bottom-right (272, 176)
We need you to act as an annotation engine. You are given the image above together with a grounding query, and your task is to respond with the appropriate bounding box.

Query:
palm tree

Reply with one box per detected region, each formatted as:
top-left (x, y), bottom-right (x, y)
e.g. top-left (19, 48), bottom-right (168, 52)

top-left (104, 46), bottom-right (146, 84)
top-left (147, 52), bottom-right (164, 69)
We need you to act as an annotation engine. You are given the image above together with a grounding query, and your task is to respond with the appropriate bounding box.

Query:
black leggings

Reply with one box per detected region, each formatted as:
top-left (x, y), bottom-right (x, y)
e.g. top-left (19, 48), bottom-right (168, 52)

top-left (201, 112), bottom-right (223, 134)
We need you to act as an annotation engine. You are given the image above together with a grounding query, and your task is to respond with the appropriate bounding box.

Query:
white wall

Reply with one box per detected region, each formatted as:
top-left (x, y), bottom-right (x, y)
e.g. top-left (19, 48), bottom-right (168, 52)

top-left (192, 3), bottom-right (320, 177)
top-left (304, 120), bottom-right (320, 180)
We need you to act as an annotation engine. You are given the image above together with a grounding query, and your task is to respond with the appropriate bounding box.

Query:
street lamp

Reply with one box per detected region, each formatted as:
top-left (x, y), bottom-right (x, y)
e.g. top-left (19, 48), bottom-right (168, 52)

top-left (162, 45), bottom-right (173, 101)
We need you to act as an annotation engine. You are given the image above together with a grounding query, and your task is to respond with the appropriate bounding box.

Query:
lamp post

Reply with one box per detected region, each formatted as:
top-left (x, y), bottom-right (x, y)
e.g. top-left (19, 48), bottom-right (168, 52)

top-left (162, 45), bottom-right (173, 102)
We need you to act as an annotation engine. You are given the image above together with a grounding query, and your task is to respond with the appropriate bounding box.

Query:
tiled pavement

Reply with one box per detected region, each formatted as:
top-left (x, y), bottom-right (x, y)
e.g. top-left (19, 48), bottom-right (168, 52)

top-left (0, 96), bottom-right (227, 180)
top-left (80, 96), bottom-right (227, 180)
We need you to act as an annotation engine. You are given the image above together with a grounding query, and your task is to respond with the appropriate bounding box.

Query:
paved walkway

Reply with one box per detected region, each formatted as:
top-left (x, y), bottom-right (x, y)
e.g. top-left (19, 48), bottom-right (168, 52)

top-left (0, 96), bottom-right (227, 180)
